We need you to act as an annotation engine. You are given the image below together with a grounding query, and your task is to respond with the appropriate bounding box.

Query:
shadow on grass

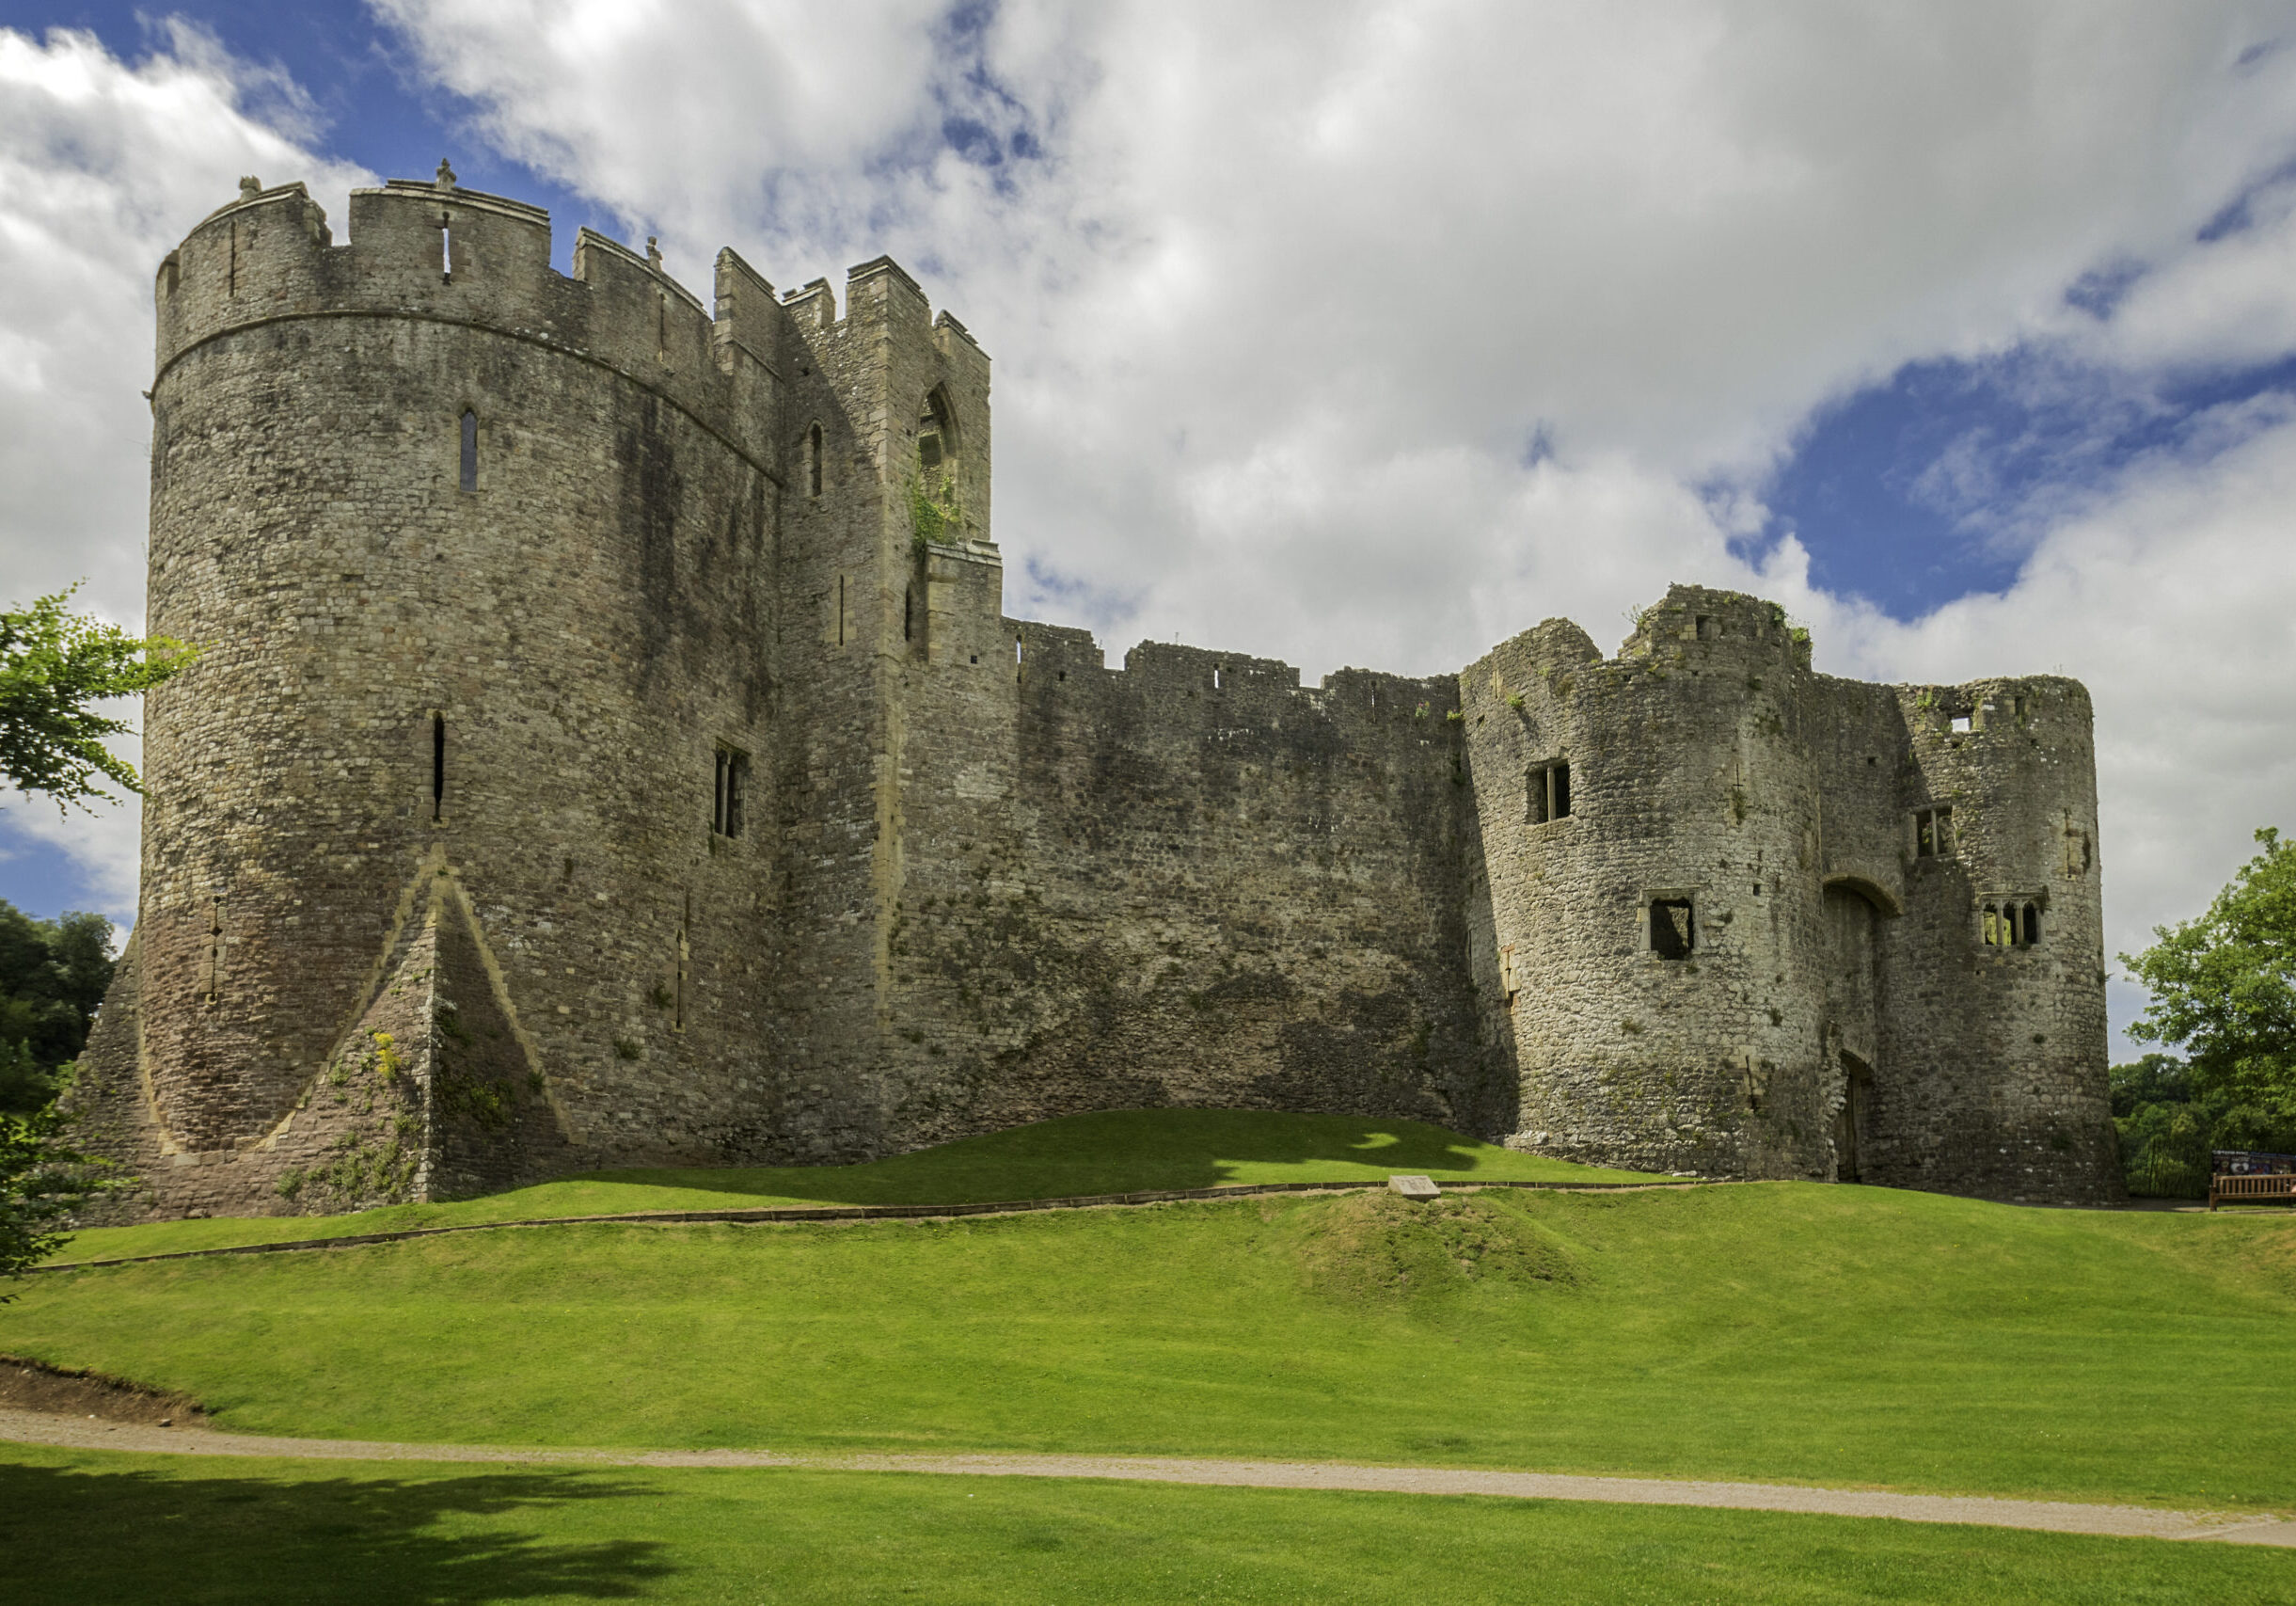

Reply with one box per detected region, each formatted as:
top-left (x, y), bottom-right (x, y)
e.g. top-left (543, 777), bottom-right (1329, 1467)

top-left (0, 1460), bottom-right (672, 1604)
top-left (566, 1108), bottom-right (1513, 1204)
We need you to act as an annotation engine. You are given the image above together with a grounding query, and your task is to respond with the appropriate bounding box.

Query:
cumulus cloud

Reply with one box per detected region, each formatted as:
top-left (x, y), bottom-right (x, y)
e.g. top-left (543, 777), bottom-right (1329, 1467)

top-left (369, 0), bottom-right (2296, 653)
top-left (9, 3), bottom-right (2296, 1053)
top-left (1795, 403), bottom-right (2296, 1042)
top-left (0, 23), bottom-right (372, 916)
top-left (366, 0), bottom-right (2296, 1053)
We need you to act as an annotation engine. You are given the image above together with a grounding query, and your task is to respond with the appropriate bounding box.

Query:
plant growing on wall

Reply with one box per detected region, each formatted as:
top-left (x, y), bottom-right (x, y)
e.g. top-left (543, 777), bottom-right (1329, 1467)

top-left (908, 472), bottom-right (962, 561)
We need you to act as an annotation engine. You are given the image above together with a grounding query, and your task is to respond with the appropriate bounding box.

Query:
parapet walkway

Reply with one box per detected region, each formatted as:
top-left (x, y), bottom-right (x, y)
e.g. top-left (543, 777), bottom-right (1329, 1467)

top-left (2, 1408), bottom-right (2288, 1547)
top-left (33, 1176), bottom-right (1713, 1274)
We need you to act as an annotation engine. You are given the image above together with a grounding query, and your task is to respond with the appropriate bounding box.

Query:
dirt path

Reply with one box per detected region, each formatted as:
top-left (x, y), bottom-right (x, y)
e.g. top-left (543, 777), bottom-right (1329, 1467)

top-left (4, 1407), bottom-right (2288, 1546)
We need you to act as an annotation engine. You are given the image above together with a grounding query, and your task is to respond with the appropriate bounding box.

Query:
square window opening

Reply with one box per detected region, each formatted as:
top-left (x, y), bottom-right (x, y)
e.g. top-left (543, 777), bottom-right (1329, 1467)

top-left (1915, 806), bottom-right (1954, 859)
top-left (1649, 897), bottom-right (1694, 960)
top-left (1528, 759), bottom-right (1572, 824)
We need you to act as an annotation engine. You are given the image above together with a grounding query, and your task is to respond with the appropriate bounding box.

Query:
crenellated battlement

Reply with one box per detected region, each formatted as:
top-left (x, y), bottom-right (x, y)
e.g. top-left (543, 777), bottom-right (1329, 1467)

top-left (153, 174), bottom-right (798, 479)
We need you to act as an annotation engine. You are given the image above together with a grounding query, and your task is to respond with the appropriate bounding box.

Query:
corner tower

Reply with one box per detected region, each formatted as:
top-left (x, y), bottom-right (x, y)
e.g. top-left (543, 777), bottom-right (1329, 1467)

top-left (74, 173), bottom-right (797, 1214)
top-left (1460, 584), bottom-right (2116, 1201)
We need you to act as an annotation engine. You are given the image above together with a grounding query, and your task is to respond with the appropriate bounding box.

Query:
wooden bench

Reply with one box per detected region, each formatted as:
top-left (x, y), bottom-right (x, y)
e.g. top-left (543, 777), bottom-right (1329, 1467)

top-left (2209, 1173), bottom-right (2296, 1211)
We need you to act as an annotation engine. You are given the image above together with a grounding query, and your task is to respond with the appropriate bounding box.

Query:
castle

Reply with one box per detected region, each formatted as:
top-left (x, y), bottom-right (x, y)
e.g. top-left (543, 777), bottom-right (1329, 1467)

top-left (68, 172), bottom-right (2121, 1216)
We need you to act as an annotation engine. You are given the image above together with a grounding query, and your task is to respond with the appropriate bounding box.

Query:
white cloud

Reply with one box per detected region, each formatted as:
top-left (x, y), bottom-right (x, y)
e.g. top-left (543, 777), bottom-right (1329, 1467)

top-left (0, 24), bottom-right (372, 918)
top-left (2080, 175), bottom-right (2296, 373)
top-left (369, 0), bottom-right (2296, 1056)
top-left (9, 3), bottom-right (2296, 1057)
top-left (1795, 405), bottom-right (2296, 1047)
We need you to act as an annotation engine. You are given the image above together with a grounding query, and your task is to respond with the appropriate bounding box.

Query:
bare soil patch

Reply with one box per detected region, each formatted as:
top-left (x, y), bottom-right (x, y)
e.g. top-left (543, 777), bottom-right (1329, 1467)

top-left (0, 1355), bottom-right (208, 1429)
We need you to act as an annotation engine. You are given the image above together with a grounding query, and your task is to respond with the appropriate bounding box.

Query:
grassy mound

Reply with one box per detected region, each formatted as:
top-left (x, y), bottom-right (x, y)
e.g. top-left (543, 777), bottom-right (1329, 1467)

top-left (1291, 1189), bottom-right (1579, 1304)
top-left (56, 1107), bottom-right (1650, 1263)
top-left (12, 1181), bottom-right (2296, 1510)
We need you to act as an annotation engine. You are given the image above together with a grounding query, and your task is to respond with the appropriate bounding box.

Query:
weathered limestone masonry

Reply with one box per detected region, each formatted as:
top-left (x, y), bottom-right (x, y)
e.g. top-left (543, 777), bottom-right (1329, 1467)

top-left (68, 175), bottom-right (2118, 1218)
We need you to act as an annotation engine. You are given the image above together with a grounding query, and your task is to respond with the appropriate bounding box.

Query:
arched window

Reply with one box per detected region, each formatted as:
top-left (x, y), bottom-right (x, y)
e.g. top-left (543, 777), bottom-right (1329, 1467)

top-left (918, 387), bottom-right (956, 492)
top-left (807, 423), bottom-right (823, 497)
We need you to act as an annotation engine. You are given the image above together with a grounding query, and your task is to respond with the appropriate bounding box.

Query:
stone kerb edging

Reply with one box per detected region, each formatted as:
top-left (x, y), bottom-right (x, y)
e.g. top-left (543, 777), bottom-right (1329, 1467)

top-left (35, 1176), bottom-right (1717, 1275)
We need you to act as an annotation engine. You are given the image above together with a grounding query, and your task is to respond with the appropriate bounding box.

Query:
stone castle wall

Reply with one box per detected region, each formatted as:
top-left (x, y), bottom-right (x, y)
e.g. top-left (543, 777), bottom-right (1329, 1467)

top-left (67, 176), bottom-right (2120, 1217)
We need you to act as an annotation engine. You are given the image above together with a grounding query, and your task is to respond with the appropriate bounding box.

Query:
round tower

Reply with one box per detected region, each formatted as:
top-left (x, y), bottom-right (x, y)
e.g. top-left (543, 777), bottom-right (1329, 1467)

top-left (1863, 675), bottom-right (2116, 1201)
top-left (116, 174), bottom-right (787, 1212)
top-left (1461, 586), bottom-right (1835, 1179)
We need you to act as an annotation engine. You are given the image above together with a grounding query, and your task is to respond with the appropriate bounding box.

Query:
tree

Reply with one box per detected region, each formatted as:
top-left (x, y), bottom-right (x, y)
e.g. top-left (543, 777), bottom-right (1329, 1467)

top-left (2122, 828), bottom-right (2296, 1127)
top-left (0, 586), bottom-right (198, 811)
top-left (0, 587), bottom-right (185, 1275)
top-left (0, 902), bottom-right (117, 1114)
top-left (0, 1104), bottom-right (94, 1291)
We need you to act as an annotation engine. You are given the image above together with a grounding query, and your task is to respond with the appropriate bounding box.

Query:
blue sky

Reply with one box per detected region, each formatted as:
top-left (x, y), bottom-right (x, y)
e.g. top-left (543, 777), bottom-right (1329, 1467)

top-left (2, 2), bottom-right (2293, 1057)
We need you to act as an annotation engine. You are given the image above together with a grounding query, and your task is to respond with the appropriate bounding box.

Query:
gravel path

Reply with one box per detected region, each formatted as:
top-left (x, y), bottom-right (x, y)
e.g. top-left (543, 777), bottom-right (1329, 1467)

top-left (5, 1408), bottom-right (2288, 1546)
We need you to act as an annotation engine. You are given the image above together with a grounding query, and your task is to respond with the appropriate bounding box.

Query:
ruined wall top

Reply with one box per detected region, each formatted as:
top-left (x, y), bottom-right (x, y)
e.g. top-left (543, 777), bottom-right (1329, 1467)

top-left (151, 174), bottom-right (982, 488)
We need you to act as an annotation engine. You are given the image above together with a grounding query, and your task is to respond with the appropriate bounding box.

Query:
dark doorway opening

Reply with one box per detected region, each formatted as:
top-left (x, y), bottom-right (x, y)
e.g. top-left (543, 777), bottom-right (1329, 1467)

top-left (1835, 1051), bottom-right (1874, 1183)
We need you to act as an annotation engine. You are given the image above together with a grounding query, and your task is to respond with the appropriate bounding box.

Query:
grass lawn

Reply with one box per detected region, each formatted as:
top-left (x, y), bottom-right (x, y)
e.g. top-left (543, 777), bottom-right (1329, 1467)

top-left (54, 1108), bottom-right (1651, 1263)
top-left (10, 1177), bottom-right (2296, 1510)
top-left (0, 1446), bottom-right (2283, 1605)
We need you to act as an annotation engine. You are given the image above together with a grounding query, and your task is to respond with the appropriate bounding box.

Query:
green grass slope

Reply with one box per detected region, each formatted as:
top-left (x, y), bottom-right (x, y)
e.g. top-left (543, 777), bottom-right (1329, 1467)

top-left (12, 1180), bottom-right (2296, 1510)
top-left (2, 1448), bottom-right (2284, 1606)
top-left (56, 1108), bottom-right (1649, 1263)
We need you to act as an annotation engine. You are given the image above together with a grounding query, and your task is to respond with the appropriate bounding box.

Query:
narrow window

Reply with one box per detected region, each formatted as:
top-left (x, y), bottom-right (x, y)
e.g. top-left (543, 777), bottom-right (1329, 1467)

top-left (1528, 760), bottom-right (1572, 824)
top-left (674, 893), bottom-right (689, 1033)
top-left (459, 410), bottom-right (477, 492)
top-left (1696, 614), bottom-right (1716, 641)
top-left (1213, 666), bottom-right (1223, 691)
top-left (1981, 902), bottom-right (2003, 946)
top-left (203, 896), bottom-right (224, 1007)
top-left (432, 713), bottom-right (447, 821)
top-left (2021, 902), bottom-right (2041, 946)
top-left (808, 423), bottom-right (823, 497)
top-left (837, 576), bottom-right (847, 646)
top-left (1650, 898), bottom-right (1694, 960)
top-left (712, 747), bottom-right (749, 838)
top-left (903, 584), bottom-right (913, 643)
top-left (1016, 638), bottom-right (1024, 665)
top-left (1499, 945), bottom-right (1518, 998)
top-left (440, 220), bottom-right (452, 278)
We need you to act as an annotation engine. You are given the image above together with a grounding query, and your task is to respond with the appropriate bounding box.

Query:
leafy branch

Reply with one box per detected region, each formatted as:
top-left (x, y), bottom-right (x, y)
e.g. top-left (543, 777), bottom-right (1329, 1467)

top-left (0, 586), bottom-right (200, 812)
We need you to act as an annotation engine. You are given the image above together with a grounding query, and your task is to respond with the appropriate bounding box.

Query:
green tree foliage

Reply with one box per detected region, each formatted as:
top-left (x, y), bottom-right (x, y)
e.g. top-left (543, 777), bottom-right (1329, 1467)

top-left (2122, 828), bottom-right (2296, 1119)
top-left (0, 902), bottom-right (117, 1114)
top-left (0, 1102), bottom-right (101, 1289)
top-left (0, 586), bottom-right (198, 811)
top-left (2115, 829), bottom-right (2296, 1194)
top-left (0, 587), bottom-right (176, 1267)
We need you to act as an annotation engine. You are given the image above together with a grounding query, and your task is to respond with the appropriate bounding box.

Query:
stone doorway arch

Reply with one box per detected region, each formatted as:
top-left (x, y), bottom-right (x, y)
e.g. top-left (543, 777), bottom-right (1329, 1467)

top-left (1835, 1050), bottom-right (1875, 1183)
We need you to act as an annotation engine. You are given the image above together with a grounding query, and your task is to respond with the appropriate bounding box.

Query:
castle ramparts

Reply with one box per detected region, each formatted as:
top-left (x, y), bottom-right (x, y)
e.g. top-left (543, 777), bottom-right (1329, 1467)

top-left (67, 176), bottom-right (2119, 1216)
